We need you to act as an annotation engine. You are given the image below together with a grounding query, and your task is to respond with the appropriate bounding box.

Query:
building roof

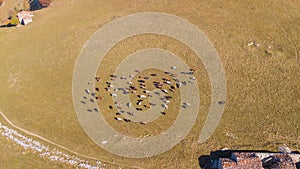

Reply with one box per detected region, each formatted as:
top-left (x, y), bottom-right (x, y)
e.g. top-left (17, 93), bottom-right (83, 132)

top-left (263, 154), bottom-right (297, 169)
top-left (214, 151), bottom-right (299, 169)
top-left (219, 152), bottom-right (263, 169)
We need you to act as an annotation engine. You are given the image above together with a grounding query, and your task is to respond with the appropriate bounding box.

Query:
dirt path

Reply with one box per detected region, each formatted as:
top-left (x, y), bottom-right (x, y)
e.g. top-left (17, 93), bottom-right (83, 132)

top-left (0, 110), bottom-right (144, 169)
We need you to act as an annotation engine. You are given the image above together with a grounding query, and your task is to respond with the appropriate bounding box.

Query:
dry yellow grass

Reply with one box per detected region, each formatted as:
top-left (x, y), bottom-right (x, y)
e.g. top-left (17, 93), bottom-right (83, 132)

top-left (0, 130), bottom-right (70, 169)
top-left (0, 0), bottom-right (299, 168)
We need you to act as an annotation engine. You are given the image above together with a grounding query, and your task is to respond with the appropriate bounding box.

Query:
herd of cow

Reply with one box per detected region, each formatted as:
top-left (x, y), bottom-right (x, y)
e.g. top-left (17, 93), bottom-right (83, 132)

top-left (83, 67), bottom-right (196, 125)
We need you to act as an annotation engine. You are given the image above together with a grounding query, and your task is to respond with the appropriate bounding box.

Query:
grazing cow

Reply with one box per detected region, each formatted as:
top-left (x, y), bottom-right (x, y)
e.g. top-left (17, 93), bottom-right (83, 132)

top-left (109, 106), bottom-right (113, 109)
top-left (176, 83), bottom-right (181, 88)
top-left (161, 112), bottom-right (166, 115)
top-left (150, 73), bottom-right (157, 76)
top-left (114, 117), bottom-right (122, 121)
top-left (85, 89), bottom-right (90, 94)
top-left (140, 121), bottom-right (146, 125)
top-left (149, 102), bottom-right (156, 106)
top-left (138, 80), bottom-right (145, 83)
top-left (171, 66), bottom-right (177, 69)
top-left (95, 77), bottom-right (101, 81)
top-left (110, 93), bottom-right (117, 97)
top-left (95, 87), bottom-right (99, 91)
top-left (129, 74), bottom-right (134, 78)
top-left (124, 118), bottom-right (131, 122)
top-left (161, 89), bottom-right (168, 94)
top-left (129, 85), bottom-right (137, 90)
top-left (123, 91), bottom-right (130, 94)
top-left (157, 85), bottom-right (163, 89)
top-left (181, 81), bottom-right (187, 86)
top-left (127, 102), bottom-right (132, 108)
top-left (120, 76), bottom-right (127, 80)
top-left (217, 101), bottom-right (226, 105)
top-left (95, 96), bottom-right (103, 100)
top-left (164, 96), bottom-right (172, 100)
top-left (164, 100), bottom-right (170, 104)
top-left (136, 108), bottom-right (143, 111)
top-left (138, 95), bottom-right (146, 98)
top-left (162, 104), bottom-right (168, 109)
top-left (114, 101), bottom-right (121, 106)
top-left (137, 101), bottom-right (142, 106)
top-left (190, 77), bottom-right (196, 80)
top-left (144, 105), bottom-right (151, 108)
top-left (183, 102), bottom-right (191, 107)
top-left (165, 81), bottom-right (172, 85)
top-left (127, 112), bottom-right (135, 116)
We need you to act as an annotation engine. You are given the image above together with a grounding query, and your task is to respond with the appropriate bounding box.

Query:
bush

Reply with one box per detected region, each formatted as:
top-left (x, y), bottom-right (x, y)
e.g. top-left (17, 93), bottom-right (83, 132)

top-left (9, 15), bottom-right (19, 26)
top-left (38, 0), bottom-right (51, 7)
top-left (0, 0), bottom-right (3, 6)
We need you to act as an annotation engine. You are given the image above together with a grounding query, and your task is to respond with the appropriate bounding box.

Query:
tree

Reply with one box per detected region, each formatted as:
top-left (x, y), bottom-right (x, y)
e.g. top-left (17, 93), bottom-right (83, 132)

top-left (38, 0), bottom-right (51, 8)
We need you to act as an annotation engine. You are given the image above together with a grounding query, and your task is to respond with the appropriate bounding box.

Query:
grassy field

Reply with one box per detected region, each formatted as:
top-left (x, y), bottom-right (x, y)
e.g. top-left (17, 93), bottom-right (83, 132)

top-left (0, 0), bottom-right (299, 168)
top-left (0, 133), bottom-right (71, 169)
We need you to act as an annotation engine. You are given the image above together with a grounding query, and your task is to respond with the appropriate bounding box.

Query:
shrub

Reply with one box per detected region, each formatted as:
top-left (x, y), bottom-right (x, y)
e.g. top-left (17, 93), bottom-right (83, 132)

top-left (9, 15), bottom-right (19, 26)
top-left (0, 0), bottom-right (3, 6)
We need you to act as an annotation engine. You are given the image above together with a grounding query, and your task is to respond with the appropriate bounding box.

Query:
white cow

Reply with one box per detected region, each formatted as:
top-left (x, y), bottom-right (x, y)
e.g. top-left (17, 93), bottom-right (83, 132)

top-left (138, 95), bottom-right (146, 98)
